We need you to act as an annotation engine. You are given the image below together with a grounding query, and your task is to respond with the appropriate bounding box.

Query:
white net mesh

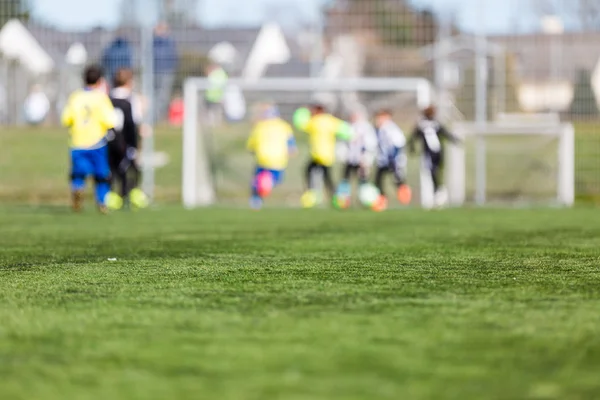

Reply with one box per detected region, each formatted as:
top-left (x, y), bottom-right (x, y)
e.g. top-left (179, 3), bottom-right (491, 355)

top-left (183, 78), bottom-right (434, 208)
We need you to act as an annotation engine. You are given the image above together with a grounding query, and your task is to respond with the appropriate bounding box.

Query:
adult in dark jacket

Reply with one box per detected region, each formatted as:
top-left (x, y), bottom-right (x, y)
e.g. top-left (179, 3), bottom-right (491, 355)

top-left (101, 37), bottom-right (133, 88)
top-left (153, 23), bottom-right (178, 123)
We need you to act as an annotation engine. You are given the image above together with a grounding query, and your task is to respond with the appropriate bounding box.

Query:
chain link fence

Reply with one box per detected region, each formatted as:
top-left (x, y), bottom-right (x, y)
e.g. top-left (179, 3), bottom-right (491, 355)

top-left (1, 0), bottom-right (599, 204)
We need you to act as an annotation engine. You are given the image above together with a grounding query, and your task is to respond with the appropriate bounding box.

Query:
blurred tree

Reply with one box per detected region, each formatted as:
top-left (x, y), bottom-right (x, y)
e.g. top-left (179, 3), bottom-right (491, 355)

top-left (326, 0), bottom-right (442, 47)
top-left (173, 50), bottom-right (210, 94)
top-left (159, 0), bottom-right (199, 27)
top-left (0, 0), bottom-right (30, 27)
top-left (570, 69), bottom-right (597, 116)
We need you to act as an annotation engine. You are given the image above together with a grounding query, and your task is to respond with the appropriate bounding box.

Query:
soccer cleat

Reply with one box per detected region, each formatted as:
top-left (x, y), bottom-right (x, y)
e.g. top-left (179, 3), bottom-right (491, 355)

top-left (397, 184), bottom-right (412, 205)
top-left (105, 191), bottom-right (124, 211)
top-left (72, 190), bottom-right (84, 212)
top-left (98, 205), bottom-right (109, 215)
top-left (434, 187), bottom-right (449, 208)
top-left (301, 190), bottom-right (317, 209)
top-left (371, 195), bottom-right (388, 212)
top-left (130, 188), bottom-right (149, 209)
top-left (249, 196), bottom-right (263, 210)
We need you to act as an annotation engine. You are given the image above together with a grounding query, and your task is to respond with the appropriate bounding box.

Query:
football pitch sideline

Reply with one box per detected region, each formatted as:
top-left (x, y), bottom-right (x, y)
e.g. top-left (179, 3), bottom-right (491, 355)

top-left (1, 206), bottom-right (600, 400)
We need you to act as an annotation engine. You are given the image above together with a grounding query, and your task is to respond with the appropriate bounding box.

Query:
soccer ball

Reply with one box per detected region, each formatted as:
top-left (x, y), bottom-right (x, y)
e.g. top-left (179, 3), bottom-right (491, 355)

top-left (358, 184), bottom-right (380, 208)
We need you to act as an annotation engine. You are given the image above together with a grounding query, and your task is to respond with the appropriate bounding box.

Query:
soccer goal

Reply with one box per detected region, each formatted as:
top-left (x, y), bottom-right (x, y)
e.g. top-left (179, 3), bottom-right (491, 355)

top-left (445, 115), bottom-right (575, 207)
top-left (182, 77), bottom-right (434, 208)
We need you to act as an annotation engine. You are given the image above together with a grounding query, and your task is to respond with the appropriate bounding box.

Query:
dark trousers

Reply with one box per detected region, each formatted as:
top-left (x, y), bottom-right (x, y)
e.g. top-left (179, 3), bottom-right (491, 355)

top-left (109, 139), bottom-right (140, 198)
top-left (306, 160), bottom-right (335, 198)
top-left (342, 163), bottom-right (369, 184)
top-left (424, 152), bottom-right (443, 192)
top-left (375, 161), bottom-right (406, 197)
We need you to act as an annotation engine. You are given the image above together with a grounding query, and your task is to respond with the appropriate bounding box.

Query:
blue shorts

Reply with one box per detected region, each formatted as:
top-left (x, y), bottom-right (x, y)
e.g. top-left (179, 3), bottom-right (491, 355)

top-left (255, 167), bottom-right (284, 186)
top-left (70, 145), bottom-right (111, 182)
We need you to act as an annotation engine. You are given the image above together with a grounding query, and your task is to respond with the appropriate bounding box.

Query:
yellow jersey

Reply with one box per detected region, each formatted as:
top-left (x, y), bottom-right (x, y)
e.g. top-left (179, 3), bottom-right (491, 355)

top-left (61, 89), bottom-right (115, 149)
top-left (305, 114), bottom-right (345, 167)
top-left (247, 118), bottom-right (295, 170)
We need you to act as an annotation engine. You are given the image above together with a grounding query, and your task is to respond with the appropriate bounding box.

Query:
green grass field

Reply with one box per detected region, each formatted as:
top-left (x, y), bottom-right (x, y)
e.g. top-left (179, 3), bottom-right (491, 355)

top-left (1, 206), bottom-right (600, 399)
top-left (1, 121), bottom-right (600, 399)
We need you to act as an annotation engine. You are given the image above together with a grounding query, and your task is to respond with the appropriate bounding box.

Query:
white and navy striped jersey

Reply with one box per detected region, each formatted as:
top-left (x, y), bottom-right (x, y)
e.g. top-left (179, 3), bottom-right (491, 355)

top-left (409, 118), bottom-right (458, 156)
top-left (346, 120), bottom-right (378, 165)
top-left (376, 120), bottom-right (406, 167)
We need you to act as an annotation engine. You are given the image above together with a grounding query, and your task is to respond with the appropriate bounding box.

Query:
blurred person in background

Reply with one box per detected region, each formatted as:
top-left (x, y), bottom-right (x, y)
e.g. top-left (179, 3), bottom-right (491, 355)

top-left (246, 103), bottom-right (296, 210)
top-left (372, 109), bottom-right (412, 211)
top-left (23, 84), bottom-right (50, 126)
top-left (153, 22), bottom-right (178, 123)
top-left (408, 105), bottom-right (460, 208)
top-left (101, 35), bottom-right (133, 89)
top-left (106, 68), bottom-right (148, 211)
top-left (335, 106), bottom-right (378, 207)
top-left (295, 103), bottom-right (352, 208)
top-left (61, 65), bottom-right (116, 214)
top-left (204, 62), bottom-right (229, 127)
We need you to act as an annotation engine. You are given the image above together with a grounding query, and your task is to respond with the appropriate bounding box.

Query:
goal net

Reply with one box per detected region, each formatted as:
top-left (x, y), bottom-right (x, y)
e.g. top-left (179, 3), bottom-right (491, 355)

top-left (445, 114), bottom-right (575, 207)
top-left (182, 77), bottom-right (435, 208)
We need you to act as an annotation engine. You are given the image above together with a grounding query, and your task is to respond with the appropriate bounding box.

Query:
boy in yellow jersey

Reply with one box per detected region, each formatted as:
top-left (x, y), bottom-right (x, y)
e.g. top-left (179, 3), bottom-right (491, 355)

top-left (296, 103), bottom-right (352, 207)
top-left (246, 104), bottom-right (296, 209)
top-left (61, 65), bottom-right (116, 213)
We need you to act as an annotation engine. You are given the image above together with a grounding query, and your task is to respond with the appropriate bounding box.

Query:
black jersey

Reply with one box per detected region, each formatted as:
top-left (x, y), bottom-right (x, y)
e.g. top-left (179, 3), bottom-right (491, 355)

top-left (408, 118), bottom-right (458, 156)
top-left (110, 88), bottom-right (141, 150)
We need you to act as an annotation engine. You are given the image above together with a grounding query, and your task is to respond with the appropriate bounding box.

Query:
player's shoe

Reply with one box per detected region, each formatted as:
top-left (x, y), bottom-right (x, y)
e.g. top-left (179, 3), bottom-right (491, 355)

top-left (97, 205), bottom-right (109, 215)
top-left (130, 188), bottom-right (149, 209)
top-left (72, 190), bottom-right (84, 212)
top-left (434, 187), bottom-right (449, 208)
top-left (397, 184), bottom-right (412, 205)
top-left (301, 190), bottom-right (317, 208)
top-left (106, 191), bottom-right (124, 211)
top-left (250, 196), bottom-right (263, 210)
top-left (371, 195), bottom-right (388, 212)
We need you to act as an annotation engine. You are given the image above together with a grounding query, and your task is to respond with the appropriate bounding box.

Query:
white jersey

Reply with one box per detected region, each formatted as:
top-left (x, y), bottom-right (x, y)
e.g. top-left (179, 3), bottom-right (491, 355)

top-left (346, 120), bottom-right (378, 165)
top-left (376, 120), bottom-right (406, 167)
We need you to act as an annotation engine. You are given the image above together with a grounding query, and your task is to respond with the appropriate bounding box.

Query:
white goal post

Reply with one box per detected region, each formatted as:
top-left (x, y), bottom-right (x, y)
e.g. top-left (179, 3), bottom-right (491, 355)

top-left (182, 77), bottom-right (434, 208)
top-left (446, 120), bottom-right (575, 207)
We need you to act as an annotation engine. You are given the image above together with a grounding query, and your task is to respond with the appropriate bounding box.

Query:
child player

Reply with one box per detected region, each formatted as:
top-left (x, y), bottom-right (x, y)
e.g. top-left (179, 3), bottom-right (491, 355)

top-left (295, 103), bottom-right (352, 207)
top-left (407, 105), bottom-right (460, 207)
top-left (336, 107), bottom-right (378, 207)
top-left (246, 104), bottom-right (296, 209)
top-left (61, 65), bottom-right (116, 213)
top-left (372, 109), bottom-right (412, 211)
top-left (106, 68), bottom-right (147, 210)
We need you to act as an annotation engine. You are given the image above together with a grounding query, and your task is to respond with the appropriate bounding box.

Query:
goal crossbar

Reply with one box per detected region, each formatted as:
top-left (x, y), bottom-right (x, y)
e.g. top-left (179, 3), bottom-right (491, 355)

top-left (182, 77), bottom-right (434, 208)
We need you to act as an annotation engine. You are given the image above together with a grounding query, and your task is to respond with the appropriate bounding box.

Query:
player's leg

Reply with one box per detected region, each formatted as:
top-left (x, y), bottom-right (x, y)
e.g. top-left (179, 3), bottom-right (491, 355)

top-left (336, 164), bottom-right (353, 207)
top-left (70, 149), bottom-right (91, 212)
top-left (90, 145), bottom-right (112, 213)
top-left (374, 166), bottom-right (386, 197)
top-left (250, 167), bottom-right (263, 210)
top-left (430, 152), bottom-right (448, 207)
top-left (321, 165), bottom-right (335, 200)
top-left (393, 152), bottom-right (412, 205)
top-left (305, 160), bottom-right (318, 190)
top-left (430, 152), bottom-right (443, 192)
top-left (372, 166), bottom-right (389, 211)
